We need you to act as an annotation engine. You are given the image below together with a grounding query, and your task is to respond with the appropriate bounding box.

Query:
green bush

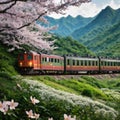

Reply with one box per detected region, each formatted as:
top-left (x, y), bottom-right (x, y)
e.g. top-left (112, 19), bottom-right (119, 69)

top-left (81, 89), bottom-right (93, 97)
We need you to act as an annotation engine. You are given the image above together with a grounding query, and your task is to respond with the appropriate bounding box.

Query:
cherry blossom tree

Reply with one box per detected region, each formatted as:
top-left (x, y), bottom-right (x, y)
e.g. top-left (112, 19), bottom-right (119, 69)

top-left (0, 0), bottom-right (91, 52)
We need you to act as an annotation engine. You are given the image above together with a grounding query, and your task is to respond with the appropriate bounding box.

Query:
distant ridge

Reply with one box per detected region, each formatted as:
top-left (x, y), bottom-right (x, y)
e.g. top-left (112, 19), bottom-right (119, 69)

top-left (44, 15), bottom-right (93, 36)
top-left (71, 6), bottom-right (120, 41)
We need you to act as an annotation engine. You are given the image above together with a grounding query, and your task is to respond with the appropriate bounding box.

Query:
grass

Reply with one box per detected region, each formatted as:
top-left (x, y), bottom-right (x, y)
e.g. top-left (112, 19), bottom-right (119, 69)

top-left (29, 75), bottom-right (120, 101)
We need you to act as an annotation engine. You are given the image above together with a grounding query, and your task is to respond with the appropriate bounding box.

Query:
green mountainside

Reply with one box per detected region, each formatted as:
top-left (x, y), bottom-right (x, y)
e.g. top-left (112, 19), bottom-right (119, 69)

top-left (50, 36), bottom-right (94, 56)
top-left (86, 21), bottom-right (120, 57)
top-left (71, 6), bottom-right (120, 42)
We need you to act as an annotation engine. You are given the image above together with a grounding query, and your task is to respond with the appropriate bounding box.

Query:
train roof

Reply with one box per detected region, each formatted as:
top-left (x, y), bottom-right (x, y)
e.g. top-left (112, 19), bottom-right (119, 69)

top-left (101, 58), bottom-right (120, 62)
top-left (65, 56), bottom-right (99, 61)
top-left (40, 53), bottom-right (64, 59)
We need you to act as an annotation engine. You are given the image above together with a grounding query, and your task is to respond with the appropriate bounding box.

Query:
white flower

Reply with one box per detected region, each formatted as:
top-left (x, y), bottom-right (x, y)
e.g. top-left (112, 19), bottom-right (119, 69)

top-left (26, 110), bottom-right (40, 119)
top-left (9, 99), bottom-right (19, 110)
top-left (48, 117), bottom-right (53, 120)
top-left (64, 114), bottom-right (71, 120)
top-left (64, 114), bottom-right (76, 120)
top-left (26, 110), bottom-right (35, 119)
top-left (0, 101), bottom-right (9, 114)
top-left (30, 96), bottom-right (40, 105)
top-left (34, 113), bottom-right (40, 119)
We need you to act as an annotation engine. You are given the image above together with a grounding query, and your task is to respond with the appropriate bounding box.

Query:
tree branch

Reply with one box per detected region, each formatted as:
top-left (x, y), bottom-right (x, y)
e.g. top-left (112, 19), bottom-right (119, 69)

top-left (0, 0), bottom-right (17, 13)
top-left (17, 11), bottom-right (48, 29)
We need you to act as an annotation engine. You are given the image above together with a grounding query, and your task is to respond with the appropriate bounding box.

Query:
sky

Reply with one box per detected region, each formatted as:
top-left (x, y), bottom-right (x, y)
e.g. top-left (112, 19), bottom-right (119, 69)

top-left (50, 0), bottom-right (120, 18)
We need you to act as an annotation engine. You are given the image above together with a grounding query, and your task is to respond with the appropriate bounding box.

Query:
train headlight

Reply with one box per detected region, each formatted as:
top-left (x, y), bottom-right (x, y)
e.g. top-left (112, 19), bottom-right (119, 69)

top-left (20, 62), bottom-right (23, 66)
top-left (29, 61), bottom-right (32, 67)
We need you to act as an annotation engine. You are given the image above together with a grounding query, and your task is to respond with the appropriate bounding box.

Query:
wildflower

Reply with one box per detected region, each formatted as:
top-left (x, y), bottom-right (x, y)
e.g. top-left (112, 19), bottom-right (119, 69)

top-left (30, 96), bottom-right (40, 105)
top-left (34, 113), bottom-right (40, 119)
top-left (9, 99), bottom-right (19, 110)
top-left (48, 117), bottom-right (53, 120)
top-left (64, 114), bottom-right (71, 120)
top-left (2, 103), bottom-right (8, 115)
top-left (64, 114), bottom-right (76, 120)
top-left (0, 101), bottom-right (9, 114)
top-left (26, 110), bottom-right (35, 119)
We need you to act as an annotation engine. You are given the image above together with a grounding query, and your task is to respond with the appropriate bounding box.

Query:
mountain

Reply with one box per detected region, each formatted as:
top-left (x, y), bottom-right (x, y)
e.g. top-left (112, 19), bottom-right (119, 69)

top-left (38, 15), bottom-right (93, 36)
top-left (71, 6), bottom-right (120, 42)
top-left (90, 21), bottom-right (120, 57)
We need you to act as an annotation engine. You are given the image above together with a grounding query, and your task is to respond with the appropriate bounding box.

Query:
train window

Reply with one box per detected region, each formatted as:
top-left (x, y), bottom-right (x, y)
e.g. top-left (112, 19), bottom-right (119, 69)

top-left (111, 62), bottom-right (113, 66)
top-left (81, 60), bottom-right (83, 66)
top-left (19, 55), bottom-right (24, 60)
top-left (58, 59), bottom-right (60, 63)
top-left (92, 61), bottom-right (95, 66)
top-left (96, 61), bottom-right (98, 66)
top-left (27, 54), bottom-right (32, 60)
top-left (104, 62), bottom-right (106, 66)
top-left (77, 60), bottom-right (79, 66)
top-left (45, 57), bottom-right (47, 62)
top-left (55, 59), bottom-right (57, 63)
top-left (51, 58), bottom-right (53, 62)
top-left (88, 61), bottom-right (91, 66)
top-left (114, 62), bottom-right (116, 66)
top-left (84, 61), bottom-right (87, 66)
top-left (67, 59), bottom-right (70, 65)
top-left (42, 58), bottom-right (44, 62)
top-left (73, 60), bottom-right (75, 66)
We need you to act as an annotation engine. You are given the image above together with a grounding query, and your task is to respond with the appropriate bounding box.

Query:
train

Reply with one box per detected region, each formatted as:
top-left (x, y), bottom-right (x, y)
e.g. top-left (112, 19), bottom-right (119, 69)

top-left (18, 51), bottom-right (120, 74)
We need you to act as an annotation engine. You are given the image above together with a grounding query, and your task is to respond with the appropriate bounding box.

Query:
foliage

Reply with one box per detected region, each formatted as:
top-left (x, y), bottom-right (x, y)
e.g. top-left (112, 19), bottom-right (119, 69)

top-left (50, 35), bottom-right (94, 56)
top-left (0, 42), bottom-right (18, 75)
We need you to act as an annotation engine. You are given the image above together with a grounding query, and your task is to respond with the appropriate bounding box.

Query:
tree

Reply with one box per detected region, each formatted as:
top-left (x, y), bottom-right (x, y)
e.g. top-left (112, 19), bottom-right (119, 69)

top-left (0, 0), bottom-right (91, 52)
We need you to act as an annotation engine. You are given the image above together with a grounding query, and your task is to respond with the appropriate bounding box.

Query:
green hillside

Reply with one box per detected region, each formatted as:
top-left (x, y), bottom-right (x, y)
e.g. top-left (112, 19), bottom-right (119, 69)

top-left (51, 36), bottom-right (94, 56)
top-left (85, 21), bottom-right (120, 57)
top-left (0, 43), bottom-right (18, 76)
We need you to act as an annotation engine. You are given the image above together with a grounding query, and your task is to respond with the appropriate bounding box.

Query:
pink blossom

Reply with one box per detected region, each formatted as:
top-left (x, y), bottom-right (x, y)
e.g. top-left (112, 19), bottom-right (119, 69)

top-left (30, 96), bottom-right (40, 105)
top-left (34, 113), bottom-right (40, 119)
top-left (64, 114), bottom-right (76, 120)
top-left (26, 110), bottom-right (35, 119)
top-left (48, 117), bottom-right (53, 120)
top-left (26, 110), bottom-right (40, 119)
top-left (9, 99), bottom-right (19, 110)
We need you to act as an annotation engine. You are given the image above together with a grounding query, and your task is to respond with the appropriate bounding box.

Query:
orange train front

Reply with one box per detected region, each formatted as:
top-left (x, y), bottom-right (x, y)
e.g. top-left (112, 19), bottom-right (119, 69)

top-left (18, 51), bottom-right (64, 74)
